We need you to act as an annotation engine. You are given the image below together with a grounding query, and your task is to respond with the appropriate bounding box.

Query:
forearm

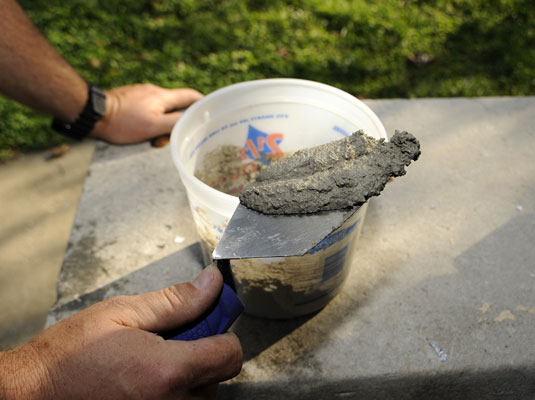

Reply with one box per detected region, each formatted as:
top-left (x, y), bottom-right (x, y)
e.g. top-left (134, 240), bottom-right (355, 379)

top-left (0, 344), bottom-right (51, 400)
top-left (0, 0), bottom-right (87, 122)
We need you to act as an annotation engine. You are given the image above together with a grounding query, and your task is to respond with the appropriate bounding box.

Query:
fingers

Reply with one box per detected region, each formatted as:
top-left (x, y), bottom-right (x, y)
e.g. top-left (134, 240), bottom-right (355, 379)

top-left (170, 332), bottom-right (243, 387)
top-left (112, 265), bottom-right (224, 333)
top-left (151, 111), bottom-right (185, 135)
top-left (92, 84), bottom-right (203, 144)
top-left (160, 88), bottom-right (203, 112)
top-left (152, 88), bottom-right (203, 134)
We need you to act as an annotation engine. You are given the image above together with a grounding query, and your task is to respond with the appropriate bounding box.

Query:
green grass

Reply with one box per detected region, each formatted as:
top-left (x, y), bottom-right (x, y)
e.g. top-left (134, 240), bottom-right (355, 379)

top-left (1, 0), bottom-right (534, 161)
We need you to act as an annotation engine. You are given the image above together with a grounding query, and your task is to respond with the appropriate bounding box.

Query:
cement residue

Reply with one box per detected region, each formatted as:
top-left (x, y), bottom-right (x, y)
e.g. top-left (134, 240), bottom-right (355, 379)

top-left (192, 206), bottom-right (222, 252)
top-left (194, 145), bottom-right (274, 196)
top-left (239, 130), bottom-right (421, 214)
top-left (231, 209), bottom-right (363, 319)
top-left (56, 231), bottom-right (108, 306)
top-left (233, 251), bottom-right (349, 318)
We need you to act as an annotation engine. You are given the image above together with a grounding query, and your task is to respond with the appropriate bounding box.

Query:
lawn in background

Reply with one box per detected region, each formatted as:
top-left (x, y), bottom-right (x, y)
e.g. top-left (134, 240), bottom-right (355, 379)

top-left (1, 0), bottom-right (534, 160)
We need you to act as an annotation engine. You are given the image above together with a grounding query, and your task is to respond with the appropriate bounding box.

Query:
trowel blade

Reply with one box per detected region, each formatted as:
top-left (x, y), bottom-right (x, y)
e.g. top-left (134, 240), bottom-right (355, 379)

top-left (213, 204), bottom-right (359, 260)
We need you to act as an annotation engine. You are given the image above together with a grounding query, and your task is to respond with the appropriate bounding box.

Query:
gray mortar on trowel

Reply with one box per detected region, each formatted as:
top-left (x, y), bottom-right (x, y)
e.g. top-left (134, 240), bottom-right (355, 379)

top-left (239, 130), bottom-right (421, 214)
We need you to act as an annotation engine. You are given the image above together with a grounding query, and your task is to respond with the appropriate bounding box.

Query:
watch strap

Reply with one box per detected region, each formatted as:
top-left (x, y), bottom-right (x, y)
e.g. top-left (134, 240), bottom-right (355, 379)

top-left (52, 84), bottom-right (106, 140)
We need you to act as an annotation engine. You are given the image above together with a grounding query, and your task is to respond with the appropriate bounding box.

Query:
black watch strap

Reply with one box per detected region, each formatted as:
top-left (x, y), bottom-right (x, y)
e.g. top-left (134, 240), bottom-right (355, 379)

top-left (52, 84), bottom-right (107, 140)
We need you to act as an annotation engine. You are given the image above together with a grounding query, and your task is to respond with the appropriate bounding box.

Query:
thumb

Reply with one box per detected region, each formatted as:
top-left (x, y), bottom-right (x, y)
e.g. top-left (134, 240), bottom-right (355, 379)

top-left (116, 265), bottom-right (223, 333)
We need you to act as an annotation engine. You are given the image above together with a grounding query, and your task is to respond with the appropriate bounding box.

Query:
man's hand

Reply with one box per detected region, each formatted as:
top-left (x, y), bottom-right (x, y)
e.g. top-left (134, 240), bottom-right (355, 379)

top-left (1, 1), bottom-right (203, 146)
top-left (0, 265), bottom-right (242, 400)
top-left (93, 84), bottom-right (203, 144)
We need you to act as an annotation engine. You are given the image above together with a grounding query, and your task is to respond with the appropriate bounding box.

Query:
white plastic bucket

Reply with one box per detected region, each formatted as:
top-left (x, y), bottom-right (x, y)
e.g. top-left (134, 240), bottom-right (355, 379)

top-left (171, 79), bottom-right (386, 318)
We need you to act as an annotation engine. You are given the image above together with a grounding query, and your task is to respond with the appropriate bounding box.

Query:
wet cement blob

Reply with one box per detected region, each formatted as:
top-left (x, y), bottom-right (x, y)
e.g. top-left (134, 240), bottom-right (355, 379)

top-left (239, 130), bottom-right (421, 214)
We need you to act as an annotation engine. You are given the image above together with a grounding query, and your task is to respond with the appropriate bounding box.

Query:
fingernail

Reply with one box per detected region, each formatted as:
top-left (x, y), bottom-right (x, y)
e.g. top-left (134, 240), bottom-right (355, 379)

top-left (192, 266), bottom-right (214, 290)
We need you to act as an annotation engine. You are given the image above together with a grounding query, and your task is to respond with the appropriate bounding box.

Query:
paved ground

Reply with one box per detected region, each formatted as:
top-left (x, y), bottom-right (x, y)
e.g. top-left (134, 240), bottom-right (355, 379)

top-left (2, 97), bottom-right (534, 398)
top-left (45, 97), bottom-right (535, 398)
top-left (0, 141), bottom-right (94, 350)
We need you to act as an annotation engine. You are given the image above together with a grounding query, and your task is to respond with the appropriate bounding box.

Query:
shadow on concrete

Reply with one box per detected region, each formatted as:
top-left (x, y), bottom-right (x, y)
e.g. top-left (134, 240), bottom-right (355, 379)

top-left (453, 213), bottom-right (535, 304)
top-left (47, 242), bottom-right (206, 325)
top-left (233, 311), bottom-right (318, 362)
top-left (41, 215), bottom-right (535, 398)
top-left (0, 312), bottom-right (49, 351)
top-left (46, 239), bottom-right (358, 362)
top-left (46, 241), bottom-right (320, 364)
top-left (219, 366), bottom-right (535, 400)
top-left (220, 214), bottom-right (535, 398)
top-left (47, 210), bottom-right (400, 364)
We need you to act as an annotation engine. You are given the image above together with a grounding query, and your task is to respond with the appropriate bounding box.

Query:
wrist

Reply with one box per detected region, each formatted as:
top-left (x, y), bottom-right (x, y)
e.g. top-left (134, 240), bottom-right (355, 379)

top-left (91, 88), bottom-right (120, 141)
top-left (0, 344), bottom-right (53, 400)
top-left (55, 79), bottom-right (89, 123)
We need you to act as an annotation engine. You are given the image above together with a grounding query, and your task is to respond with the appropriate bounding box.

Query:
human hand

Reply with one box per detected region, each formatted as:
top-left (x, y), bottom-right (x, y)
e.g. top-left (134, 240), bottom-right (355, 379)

top-left (0, 265), bottom-right (242, 400)
top-left (92, 83), bottom-right (203, 144)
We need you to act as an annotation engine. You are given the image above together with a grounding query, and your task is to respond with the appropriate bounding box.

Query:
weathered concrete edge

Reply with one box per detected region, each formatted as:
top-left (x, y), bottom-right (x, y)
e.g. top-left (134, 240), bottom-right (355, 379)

top-left (219, 366), bottom-right (535, 399)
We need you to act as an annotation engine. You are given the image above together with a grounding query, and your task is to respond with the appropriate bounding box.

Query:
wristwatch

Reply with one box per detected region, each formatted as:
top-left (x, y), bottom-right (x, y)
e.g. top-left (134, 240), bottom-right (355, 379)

top-left (52, 84), bottom-right (107, 140)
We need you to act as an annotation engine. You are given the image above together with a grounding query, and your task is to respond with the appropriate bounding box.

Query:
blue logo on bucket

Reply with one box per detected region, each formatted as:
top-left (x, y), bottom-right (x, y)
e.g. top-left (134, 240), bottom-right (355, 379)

top-left (239, 125), bottom-right (284, 165)
top-left (189, 114), bottom-right (289, 160)
top-left (321, 245), bottom-right (349, 283)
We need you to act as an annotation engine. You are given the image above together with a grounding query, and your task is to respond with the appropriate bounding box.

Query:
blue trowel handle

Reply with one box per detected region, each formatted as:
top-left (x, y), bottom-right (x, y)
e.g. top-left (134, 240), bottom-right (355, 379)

top-left (165, 283), bottom-right (243, 341)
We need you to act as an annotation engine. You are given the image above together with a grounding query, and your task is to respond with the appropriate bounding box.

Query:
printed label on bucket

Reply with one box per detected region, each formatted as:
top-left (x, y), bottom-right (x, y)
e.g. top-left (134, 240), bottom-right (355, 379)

top-left (321, 245), bottom-right (350, 283)
top-left (195, 121), bottom-right (289, 195)
top-left (314, 218), bottom-right (360, 285)
top-left (239, 125), bottom-right (284, 164)
top-left (189, 113), bottom-right (289, 160)
top-left (308, 220), bottom-right (359, 255)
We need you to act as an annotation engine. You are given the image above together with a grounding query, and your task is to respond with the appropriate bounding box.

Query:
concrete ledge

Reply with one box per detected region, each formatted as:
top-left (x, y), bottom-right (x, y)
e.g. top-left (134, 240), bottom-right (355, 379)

top-left (219, 368), bottom-right (535, 399)
top-left (47, 97), bottom-right (535, 398)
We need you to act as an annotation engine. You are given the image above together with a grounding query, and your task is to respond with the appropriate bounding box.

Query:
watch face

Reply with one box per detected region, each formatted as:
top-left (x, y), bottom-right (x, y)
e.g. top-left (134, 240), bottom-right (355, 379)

top-left (91, 87), bottom-right (107, 116)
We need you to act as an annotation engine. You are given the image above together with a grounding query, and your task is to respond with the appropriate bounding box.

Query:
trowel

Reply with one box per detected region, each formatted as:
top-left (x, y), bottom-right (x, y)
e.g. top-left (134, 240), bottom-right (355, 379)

top-left (164, 203), bottom-right (359, 341)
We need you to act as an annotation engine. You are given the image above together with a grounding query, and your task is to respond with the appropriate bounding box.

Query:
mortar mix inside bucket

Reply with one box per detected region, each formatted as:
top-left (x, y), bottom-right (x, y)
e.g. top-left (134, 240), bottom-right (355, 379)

top-left (171, 78), bottom-right (387, 319)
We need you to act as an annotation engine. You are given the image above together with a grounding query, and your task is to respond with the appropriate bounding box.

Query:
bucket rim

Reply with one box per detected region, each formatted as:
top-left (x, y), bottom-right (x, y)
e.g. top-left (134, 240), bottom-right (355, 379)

top-left (170, 78), bottom-right (387, 208)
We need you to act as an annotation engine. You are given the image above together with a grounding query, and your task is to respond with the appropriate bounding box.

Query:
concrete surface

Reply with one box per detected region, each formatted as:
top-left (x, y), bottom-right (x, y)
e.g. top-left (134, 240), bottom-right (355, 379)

top-left (45, 97), bottom-right (535, 398)
top-left (50, 140), bottom-right (201, 308)
top-left (0, 141), bottom-right (94, 350)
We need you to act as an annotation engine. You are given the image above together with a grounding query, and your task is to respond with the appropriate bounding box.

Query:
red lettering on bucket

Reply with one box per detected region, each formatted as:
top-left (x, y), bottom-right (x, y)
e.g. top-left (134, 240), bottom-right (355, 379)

top-left (238, 147), bottom-right (248, 161)
top-left (257, 136), bottom-right (265, 151)
top-left (246, 139), bottom-right (261, 159)
top-left (240, 132), bottom-right (284, 162)
top-left (266, 133), bottom-right (284, 156)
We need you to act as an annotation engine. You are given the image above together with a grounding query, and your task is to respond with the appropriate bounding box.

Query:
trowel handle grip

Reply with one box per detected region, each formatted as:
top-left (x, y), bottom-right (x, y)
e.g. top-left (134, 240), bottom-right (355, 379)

top-left (164, 283), bottom-right (243, 341)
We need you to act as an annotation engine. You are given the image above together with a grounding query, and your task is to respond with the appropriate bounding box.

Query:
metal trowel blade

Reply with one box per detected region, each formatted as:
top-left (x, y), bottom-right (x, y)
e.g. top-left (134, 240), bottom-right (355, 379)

top-left (213, 204), bottom-right (359, 260)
